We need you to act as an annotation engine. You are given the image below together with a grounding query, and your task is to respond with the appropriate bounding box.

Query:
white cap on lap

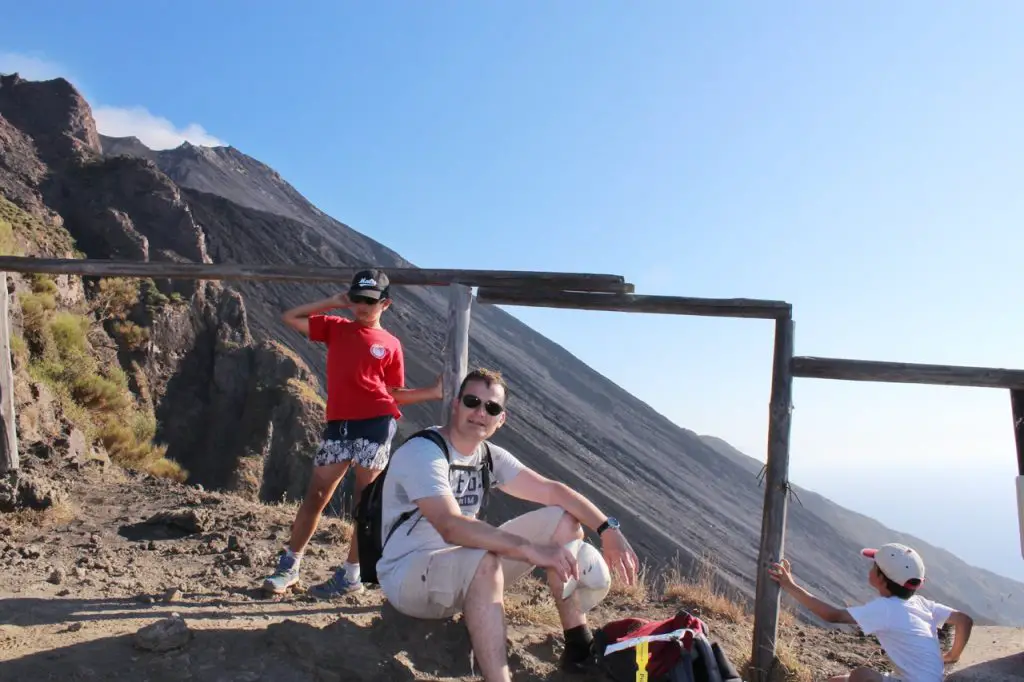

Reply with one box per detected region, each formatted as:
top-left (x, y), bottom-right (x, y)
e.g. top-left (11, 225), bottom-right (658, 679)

top-left (561, 539), bottom-right (611, 612)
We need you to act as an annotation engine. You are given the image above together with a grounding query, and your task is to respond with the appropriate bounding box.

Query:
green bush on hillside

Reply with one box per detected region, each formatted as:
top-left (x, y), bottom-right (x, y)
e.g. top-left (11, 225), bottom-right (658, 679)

top-left (23, 304), bottom-right (183, 480)
top-left (1, 203), bottom-right (184, 482)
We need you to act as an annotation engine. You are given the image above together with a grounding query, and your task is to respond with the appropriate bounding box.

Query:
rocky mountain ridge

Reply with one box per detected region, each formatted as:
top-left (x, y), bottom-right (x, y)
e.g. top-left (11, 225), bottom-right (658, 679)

top-left (1, 72), bottom-right (1021, 627)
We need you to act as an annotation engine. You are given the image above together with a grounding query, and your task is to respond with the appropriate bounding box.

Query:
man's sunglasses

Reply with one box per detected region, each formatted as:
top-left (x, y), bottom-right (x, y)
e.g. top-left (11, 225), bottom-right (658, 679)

top-left (461, 394), bottom-right (504, 417)
top-left (349, 294), bottom-right (381, 305)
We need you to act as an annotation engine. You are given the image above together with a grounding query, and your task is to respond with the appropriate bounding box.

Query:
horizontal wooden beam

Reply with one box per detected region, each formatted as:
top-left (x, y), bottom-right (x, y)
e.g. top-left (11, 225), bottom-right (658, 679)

top-left (791, 356), bottom-right (1024, 390)
top-left (0, 256), bottom-right (631, 293)
top-left (476, 288), bottom-right (791, 319)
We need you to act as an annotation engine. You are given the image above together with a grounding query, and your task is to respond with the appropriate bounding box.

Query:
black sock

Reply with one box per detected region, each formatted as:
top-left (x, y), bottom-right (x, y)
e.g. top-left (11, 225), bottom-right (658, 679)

top-left (563, 625), bottom-right (594, 659)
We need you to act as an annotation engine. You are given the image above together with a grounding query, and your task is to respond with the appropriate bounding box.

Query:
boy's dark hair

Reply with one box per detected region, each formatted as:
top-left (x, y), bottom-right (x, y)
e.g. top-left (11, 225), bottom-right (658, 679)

top-left (458, 368), bottom-right (508, 400)
top-left (875, 564), bottom-right (914, 600)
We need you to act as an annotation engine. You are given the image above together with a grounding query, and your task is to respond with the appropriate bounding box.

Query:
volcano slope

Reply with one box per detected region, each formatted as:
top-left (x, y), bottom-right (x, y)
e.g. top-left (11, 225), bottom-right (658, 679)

top-left (0, 71), bottom-right (1020, 631)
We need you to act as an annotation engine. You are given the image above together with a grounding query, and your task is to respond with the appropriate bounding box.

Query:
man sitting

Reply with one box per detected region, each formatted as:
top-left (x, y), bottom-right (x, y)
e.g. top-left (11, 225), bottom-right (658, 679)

top-left (376, 368), bottom-right (639, 681)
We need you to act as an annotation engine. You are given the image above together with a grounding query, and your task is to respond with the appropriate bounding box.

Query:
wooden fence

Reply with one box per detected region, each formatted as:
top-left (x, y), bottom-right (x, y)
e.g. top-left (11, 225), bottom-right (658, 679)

top-left (0, 254), bottom-right (1021, 682)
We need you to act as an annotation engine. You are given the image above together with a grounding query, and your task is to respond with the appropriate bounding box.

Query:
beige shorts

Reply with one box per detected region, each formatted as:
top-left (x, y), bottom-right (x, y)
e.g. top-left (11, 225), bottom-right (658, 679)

top-left (386, 505), bottom-right (567, 619)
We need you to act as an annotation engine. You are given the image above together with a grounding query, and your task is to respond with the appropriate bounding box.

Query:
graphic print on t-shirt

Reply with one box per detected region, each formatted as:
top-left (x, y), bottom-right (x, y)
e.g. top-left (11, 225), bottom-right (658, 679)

top-left (451, 468), bottom-right (485, 509)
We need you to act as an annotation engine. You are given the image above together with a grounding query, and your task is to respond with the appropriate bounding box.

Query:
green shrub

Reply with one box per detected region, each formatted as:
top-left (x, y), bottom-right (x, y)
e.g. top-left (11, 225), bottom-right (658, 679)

top-left (7, 199), bottom-right (180, 482)
top-left (9, 333), bottom-right (28, 366)
top-left (71, 373), bottom-right (130, 413)
top-left (113, 320), bottom-right (150, 350)
top-left (0, 195), bottom-right (76, 257)
top-left (30, 274), bottom-right (59, 297)
top-left (49, 312), bottom-right (90, 360)
top-left (132, 410), bottom-right (157, 443)
top-left (92, 278), bottom-right (139, 321)
top-left (0, 217), bottom-right (17, 256)
top-left (19, 302), bottom-right (182, 481)
top-left (20, 291), bottom-right (56, 336)
top-left (142, 279), bottom-right (168, 310)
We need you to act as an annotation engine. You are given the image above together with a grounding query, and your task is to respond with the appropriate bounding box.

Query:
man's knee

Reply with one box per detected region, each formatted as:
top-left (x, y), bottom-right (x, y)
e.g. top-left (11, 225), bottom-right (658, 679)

top-left (551, 509), bottom-right (584, 544)
top-left (471, 551), bottom-right (505, 592)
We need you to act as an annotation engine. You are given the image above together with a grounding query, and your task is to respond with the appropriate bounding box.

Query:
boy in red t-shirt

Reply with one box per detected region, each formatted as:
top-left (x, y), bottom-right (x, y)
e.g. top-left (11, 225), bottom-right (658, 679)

top-left (262, 269), bottom-right (442, 597)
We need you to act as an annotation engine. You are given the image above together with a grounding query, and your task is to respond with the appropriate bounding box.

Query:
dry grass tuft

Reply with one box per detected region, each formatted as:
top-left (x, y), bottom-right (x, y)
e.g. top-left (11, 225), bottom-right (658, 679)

top-left (607, 560), bottom-right (651, 604)
top-left (504, 577), bottom-right (562, 627)
top-left (1, 497), bottom-right (77, 532)
top-left (659, 551), bottom-right (748, 624)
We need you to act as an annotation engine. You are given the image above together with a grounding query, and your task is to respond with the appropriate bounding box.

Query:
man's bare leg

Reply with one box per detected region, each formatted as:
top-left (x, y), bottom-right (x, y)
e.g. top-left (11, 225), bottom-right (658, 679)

top-left (545, 511), bottom-right (586, 629)
top-left (463, 552), bottom-right (512, 682)
top-left (543, 511), bottom-right (595, 670)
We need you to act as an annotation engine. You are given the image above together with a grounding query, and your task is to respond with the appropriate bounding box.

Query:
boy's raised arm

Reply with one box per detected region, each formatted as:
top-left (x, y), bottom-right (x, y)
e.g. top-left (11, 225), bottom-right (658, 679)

top-left (768, 559), bottom-right (856, 624)
top-left (388, 376), bottom-right (443, 405)
top-left (942, 611), bottom-right (974, 664)
top-left (282, 293), bottom-right (350, 337)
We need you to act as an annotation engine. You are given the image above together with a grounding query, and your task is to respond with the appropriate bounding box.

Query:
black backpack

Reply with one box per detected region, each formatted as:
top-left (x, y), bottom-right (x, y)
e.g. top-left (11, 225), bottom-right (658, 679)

top-left (591, 609), bottom-right (743, 682)
top-left (354, 428), bottom-right (494, 585)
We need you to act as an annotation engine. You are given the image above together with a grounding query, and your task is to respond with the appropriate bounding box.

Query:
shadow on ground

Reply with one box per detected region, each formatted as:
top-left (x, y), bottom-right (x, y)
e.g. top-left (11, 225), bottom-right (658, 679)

top-left (0, 595), bottom-right (378, 627)
top-left (0, 599), bottom-right (589, 682)
top-left (948, 651), bottom-right (1024, 682)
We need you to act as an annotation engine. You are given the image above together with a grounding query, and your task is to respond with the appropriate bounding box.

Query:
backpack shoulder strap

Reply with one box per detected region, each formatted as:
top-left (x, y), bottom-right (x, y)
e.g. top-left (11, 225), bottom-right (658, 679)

top-left (478, 441), bottom-right (495, 515)
top-left (411, 428), bottom-right (450, 463)
top-left (382, 429), bottom-right (450, 547)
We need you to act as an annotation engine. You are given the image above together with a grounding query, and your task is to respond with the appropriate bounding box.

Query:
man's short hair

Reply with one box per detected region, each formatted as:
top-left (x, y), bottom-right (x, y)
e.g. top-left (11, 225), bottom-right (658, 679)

top-left (458, 368), bottom-right (508, 400)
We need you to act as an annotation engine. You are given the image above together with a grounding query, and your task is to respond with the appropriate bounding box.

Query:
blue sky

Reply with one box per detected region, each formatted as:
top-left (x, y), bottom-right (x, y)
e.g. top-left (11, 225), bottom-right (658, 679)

top-left (3, 1), bottom-right (1023, 582)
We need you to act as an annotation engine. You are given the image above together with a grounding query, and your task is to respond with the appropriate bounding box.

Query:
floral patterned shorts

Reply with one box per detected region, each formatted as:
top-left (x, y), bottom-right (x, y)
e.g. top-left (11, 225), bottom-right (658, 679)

top-left (313, 416), bottom-right (397, 471)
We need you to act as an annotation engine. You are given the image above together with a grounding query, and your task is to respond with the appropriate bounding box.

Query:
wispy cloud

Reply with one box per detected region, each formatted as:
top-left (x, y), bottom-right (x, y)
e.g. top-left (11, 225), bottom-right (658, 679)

top-left (0, 51), bottom-right (225, 150)
top-left (0, 51), bottom-right (66, 81)
top-left (91, 105), bottom-right (225, 149)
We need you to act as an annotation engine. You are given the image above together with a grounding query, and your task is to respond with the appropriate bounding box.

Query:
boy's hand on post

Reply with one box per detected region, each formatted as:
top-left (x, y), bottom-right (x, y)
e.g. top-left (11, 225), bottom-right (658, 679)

top-left (432, 374), bottom-right (443, 400)
top-left (768, 558), bottom-right (796, 590)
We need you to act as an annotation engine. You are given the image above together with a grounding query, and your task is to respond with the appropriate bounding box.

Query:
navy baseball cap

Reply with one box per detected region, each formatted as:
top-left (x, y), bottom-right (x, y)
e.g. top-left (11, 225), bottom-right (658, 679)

top-left (348, 269), bottom-right (390, 300)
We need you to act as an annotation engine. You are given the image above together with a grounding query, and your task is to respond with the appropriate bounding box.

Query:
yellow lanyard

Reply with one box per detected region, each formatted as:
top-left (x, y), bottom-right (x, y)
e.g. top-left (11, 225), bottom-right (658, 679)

top-left (635, 640), bottom-right (650, 682)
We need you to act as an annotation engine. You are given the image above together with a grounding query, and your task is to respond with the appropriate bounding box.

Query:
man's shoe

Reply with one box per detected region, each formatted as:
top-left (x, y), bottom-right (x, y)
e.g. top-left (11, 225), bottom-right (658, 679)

top-left (308, 568), bottom-right (364, 599)
top-left (558, 644), bottom-right (596, 674)
top-left (262, 552), bottom-right (300, 594)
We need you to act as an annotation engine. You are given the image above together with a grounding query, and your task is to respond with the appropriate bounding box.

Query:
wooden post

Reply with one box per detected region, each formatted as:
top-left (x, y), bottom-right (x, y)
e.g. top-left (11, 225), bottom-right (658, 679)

top-left (1011, 390), bottom-right (1024, 559)
top-left (440, 284), bottom-right (473, 426)
top-left (0, 272), bottom-right (18, 474)
top-left (750, 317), bottom-right (795, 681)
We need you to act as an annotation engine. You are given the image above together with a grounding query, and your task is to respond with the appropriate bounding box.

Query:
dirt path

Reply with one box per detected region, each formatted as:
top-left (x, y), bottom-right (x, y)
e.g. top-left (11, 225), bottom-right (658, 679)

top-left (0, 464), bottom-right (922, 681)
top-left (945, 626), bottom-right (1022, 682)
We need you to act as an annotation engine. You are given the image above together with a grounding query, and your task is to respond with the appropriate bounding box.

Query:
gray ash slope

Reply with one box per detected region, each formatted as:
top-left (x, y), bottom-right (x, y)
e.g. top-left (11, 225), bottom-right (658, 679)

top-left (97, 132), bottom-right (1024, 626)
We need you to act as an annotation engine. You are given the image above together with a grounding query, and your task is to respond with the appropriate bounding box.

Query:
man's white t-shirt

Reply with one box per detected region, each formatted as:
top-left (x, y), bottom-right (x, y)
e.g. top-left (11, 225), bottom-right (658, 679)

top-left (375, 427), bottom-right (525, 594)
top-left (847, 595), bottom-right (954, 682)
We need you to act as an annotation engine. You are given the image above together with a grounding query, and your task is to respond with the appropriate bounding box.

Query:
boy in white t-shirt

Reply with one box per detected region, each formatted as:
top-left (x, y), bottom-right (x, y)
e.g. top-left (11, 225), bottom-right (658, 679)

top-left (768, 543), bottom-right (974, 682)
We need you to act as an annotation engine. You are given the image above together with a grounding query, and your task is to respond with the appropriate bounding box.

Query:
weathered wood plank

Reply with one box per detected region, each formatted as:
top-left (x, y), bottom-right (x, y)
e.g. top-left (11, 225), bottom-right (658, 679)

top-left (0, 273), bottom-right (18, 474)
top-left (477, 288), bottom-right (791, 319)
top-left (1011, 391), bottom-right (1024, 560)
top-left (0, 256), bottom-right (631, 293)
top-left (751, 318), bottom-right (795, 682)
top-left (792, 356), bottom-right (1024, 390)
top-left (440, 284), bottom-right (473, 426)
top-left (1012, 390), bottom-right (1024, 477)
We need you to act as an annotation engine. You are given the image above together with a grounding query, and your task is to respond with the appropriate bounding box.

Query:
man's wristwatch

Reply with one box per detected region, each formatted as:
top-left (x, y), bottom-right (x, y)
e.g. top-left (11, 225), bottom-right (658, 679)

top-left (596, 517), bottom-right (620, 535)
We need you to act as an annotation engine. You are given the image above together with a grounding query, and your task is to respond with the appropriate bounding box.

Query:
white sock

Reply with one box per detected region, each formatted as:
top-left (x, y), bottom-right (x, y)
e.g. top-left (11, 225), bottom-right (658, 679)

top-left (343, 561), bottom-right (360, 582)
top-left (285, 548), bottom-right (303, 566)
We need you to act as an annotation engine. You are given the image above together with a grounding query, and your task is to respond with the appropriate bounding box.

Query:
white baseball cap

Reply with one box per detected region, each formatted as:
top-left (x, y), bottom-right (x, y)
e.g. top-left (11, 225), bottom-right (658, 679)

top-left (861, 543), bottom-right (926, 590)
top-left (561, 539), bottom-right (611, 612)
